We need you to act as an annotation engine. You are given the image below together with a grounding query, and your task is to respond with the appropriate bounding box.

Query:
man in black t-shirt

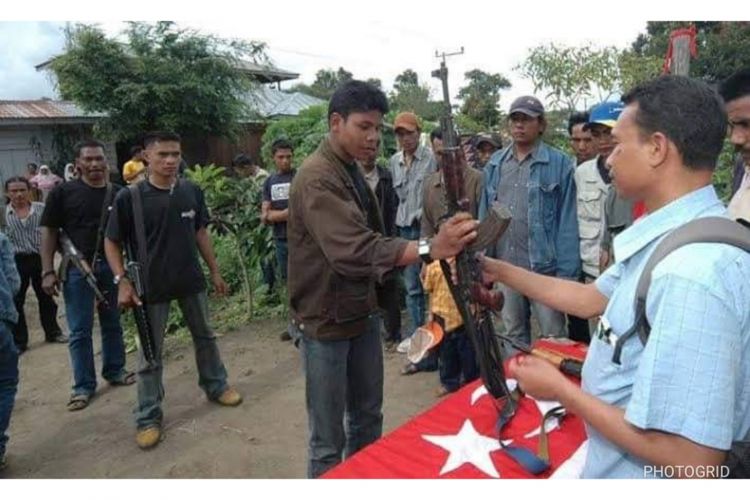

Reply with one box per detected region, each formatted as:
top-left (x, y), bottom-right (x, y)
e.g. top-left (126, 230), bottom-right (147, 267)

top-left (40, 140), bottom-right (133, 412)
top-left (261, 139), bottom-right (294, 279)
top-left (261, 138), bottom-right (295, 342)
top-left (104, 131), bottom-right (242, 451)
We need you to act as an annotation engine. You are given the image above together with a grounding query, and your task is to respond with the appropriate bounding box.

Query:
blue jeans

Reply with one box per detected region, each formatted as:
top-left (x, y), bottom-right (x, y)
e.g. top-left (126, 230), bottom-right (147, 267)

top-left (439, 327), bottom-right (479, 391)
top-left (63, 261), bottom-right (127, 397)
top-left (397, 225), bottom-right (425, 336)
top-left (275, 239), bottom-right (288, 282)
top-left (499, 284), bottom-right (567, 354)
top-left (302, 315), bottom-right (383, 478)
top-left (135, 292), bottom-right (228, 429)
top-left (0, 320), bottom-right (19, 459)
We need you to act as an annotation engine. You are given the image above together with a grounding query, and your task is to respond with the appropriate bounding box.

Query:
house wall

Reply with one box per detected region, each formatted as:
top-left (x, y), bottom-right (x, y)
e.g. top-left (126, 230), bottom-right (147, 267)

top-left (182, 123), bottom-right (267, 169)
top-left (0, 124), bottom-right (117, 187)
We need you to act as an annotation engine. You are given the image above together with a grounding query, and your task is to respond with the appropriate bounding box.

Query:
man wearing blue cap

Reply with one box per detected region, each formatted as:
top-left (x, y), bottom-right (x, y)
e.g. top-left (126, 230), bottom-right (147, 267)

top-left (479, 96), bottom-right (580, 349)
top-left (571, 102), bottom-right (623, 342)
top-left (594, 102), bottom-right (639, 272)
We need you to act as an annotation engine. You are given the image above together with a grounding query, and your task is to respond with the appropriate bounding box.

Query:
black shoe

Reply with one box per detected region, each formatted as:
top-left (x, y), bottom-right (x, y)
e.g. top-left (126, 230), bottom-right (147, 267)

top-left (280, 331), bottom-right (292, 342)
top-left (46, 333), bottom-right (69, 344)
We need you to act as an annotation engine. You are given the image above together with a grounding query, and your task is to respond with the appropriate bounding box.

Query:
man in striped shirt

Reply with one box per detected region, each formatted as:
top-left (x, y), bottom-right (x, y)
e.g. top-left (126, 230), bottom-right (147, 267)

top-left (4, 177), bottom-right (66, 353)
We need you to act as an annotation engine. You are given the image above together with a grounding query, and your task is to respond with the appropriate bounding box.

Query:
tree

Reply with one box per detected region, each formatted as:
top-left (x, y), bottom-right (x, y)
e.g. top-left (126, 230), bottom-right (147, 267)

top-left (366, 78), bottom-right (383, 90)
top-left (291, 67), bottom-right (353, 100)
top-left (394, 69), bottom-right (419, 90)
top-left (617, 51), bottom-right (662, 95)
top-left (456, 69), bottom-right (511, 129)
top-left (629, 22), bottom-right (750, 82)
top-left (50, 22), bottom-right (266, 142)
top-left (516, 43), bottom-right (620, 111)
top-left (389, 69), bottom-right (440, 121)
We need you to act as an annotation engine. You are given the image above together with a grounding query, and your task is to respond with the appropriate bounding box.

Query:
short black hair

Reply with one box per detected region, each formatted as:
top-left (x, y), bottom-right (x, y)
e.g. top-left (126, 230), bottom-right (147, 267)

top-left (130, 145), bottom-right (143, 157)
top-left (430, 129), bottom-right (443, 143)
top-left (328, 80), bottom-right (389, 121)
top-left (4, 176), bottom-right (31, 191)
top-left (567, 111), bottom-right (590, 135)
top-left (232, 153), bottom-right (253, 167)
top-left (26, 162), bottom-right (38, 170)
top-left (143, 131), bottom-right (181, 148)
top-left (73, 139), bottom-right (106, 159)
top-left (621, 75), bottom-right (727, 171)
top-left (718, 68), bottom-right (750, 104)
top-left (271, 138), bottom-right (294, 155)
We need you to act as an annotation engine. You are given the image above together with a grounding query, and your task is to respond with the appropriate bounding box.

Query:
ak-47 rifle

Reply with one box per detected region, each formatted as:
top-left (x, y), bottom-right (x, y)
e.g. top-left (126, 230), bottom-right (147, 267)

top-left (432, 52), bottom-right (564, 475)
top-left (431, 50), bottom-right (517, 422)
top-left (58, 231), bottom-right (107, 304)
top-left (125, 184), bottom-right (157, 365)
top-left (124, 237), bottom-right (156, 365)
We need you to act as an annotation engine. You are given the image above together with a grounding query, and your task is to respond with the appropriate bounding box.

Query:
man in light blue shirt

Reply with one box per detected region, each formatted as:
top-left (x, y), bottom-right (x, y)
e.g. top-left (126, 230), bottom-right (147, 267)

top-left (389, 112), bottom-right (436, 352)
top-left (481, 75), bottom-right (750, 478)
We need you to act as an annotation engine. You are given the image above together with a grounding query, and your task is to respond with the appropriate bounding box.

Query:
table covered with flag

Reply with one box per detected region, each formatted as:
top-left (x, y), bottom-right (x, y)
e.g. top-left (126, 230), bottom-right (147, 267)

top-left (324, 340), bottom-right (589, 479)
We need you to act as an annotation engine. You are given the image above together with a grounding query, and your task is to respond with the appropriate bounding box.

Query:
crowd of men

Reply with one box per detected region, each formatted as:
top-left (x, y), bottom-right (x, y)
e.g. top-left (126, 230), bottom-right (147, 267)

top-left (0, 67), bottom-right (749, 479)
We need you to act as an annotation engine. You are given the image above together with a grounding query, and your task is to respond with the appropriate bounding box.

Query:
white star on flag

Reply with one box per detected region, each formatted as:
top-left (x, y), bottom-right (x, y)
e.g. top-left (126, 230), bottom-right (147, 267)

top-left (423, 420), bottom-right (505, 478)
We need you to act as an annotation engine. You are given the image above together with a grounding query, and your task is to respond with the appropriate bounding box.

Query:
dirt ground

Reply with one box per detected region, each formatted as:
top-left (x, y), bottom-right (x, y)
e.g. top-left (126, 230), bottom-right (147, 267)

top-left (1, 298), bottom-right (442, 479)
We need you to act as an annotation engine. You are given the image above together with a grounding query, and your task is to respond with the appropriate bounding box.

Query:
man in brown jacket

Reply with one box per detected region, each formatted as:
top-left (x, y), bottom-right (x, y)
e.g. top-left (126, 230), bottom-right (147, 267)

top-left (288, 80), bottom-right (478, 478)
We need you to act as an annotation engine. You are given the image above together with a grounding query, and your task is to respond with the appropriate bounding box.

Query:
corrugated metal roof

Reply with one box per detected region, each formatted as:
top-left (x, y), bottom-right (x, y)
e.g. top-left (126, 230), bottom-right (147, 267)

top-left (234, 60), bottom-right (299, 83)
top-left (38, 56), bottom-right (299, 84)
top-left (244, 86), bottom-right (324, 119)
top-left (0, 100), bottom-right (105, 120)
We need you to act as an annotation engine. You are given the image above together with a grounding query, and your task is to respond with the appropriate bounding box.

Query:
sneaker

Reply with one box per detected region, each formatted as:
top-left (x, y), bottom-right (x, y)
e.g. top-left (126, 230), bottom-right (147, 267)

top-left (46, 333), bottom-right (69, 344)
top-left (213, 387), bottom-right (243, 407)
top-left (136, 426), bottom-right (162, 450)
top-left (396, 337), bottom-right (411, 354)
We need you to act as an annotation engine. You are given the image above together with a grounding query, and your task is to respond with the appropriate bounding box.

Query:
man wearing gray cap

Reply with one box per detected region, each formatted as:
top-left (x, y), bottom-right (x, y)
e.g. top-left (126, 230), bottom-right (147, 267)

top-left (473, 133), bottom-right (503, 170)
top-left (479, 96), bottom-right (580, 349)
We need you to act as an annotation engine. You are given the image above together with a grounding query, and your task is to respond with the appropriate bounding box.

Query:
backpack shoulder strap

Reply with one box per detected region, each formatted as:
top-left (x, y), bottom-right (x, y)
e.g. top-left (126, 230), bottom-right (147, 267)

top-left (128, 183), bottom-right (150, 287)
top-left (611, 216), bottom-right (750, 364)
top-left (91, 182), bottom-right (114, 265)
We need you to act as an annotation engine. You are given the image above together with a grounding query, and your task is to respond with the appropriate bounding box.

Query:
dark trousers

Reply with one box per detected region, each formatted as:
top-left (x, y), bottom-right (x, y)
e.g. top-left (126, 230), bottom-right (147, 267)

top-left (275, 238), bottom-right (288, 282)
top-left (376, 276), bottom-right (402, 342)
top-left (566, 273), bottom-right (592, 344)
top-left (302, 315), bottom-right (383, 478)
top-left (12, 253), bottom-right (62, 350)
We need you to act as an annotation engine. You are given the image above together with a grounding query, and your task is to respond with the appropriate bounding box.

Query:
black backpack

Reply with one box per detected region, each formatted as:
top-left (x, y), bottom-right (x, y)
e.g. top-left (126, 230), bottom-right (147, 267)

top-left (611, 216), bottom-right (750, 478)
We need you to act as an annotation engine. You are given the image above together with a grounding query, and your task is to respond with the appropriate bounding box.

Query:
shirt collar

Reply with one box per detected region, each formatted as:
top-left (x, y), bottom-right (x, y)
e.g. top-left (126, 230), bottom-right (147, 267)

top-left (398, 144), bottom-right (427, 165)
top-left (6, 202), bottom-right (36, 217)
top-left (613, 185), bottom-right (725, 263)
top-left (510, 140), bottom-right (545, 163)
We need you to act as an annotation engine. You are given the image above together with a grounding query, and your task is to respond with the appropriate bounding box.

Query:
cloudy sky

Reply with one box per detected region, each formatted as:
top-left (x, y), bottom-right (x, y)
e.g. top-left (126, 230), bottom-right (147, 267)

top-left (0, 1), bottom-right (728, 109)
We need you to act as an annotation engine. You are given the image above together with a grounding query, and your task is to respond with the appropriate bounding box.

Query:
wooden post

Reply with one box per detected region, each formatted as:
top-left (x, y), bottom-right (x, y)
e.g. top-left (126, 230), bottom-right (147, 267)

top-left (670, 34), bottom-right (692, 76)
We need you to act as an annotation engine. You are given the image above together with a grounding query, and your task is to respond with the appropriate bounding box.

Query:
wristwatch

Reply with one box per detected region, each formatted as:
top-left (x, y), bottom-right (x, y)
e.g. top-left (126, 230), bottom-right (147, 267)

top-left (418, 238), bottom-right (433, 264)
top-left (113, 273), bottom-right (128, 285)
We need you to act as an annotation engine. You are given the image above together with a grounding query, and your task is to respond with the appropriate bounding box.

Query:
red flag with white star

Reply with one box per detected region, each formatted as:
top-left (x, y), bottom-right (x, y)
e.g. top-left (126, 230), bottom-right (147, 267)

top-left (323, 340), bottom-right (588, 479)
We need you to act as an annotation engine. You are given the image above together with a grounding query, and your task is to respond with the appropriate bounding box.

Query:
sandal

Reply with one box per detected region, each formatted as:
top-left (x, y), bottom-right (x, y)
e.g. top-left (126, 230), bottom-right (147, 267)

top-left (400, 363), bottom-right (420, 376)
top-left (67, 394), bottom-right (90, 412)
top-left (108, 371), bottom-right (136, 386)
